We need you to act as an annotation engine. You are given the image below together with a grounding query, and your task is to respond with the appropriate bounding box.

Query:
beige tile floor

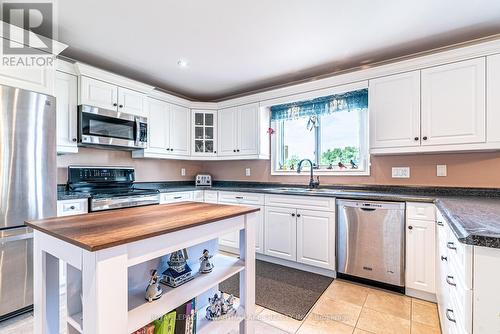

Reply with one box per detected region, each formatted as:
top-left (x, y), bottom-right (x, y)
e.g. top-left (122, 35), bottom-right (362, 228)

top-left (0, 280), bottom-right (441, 334)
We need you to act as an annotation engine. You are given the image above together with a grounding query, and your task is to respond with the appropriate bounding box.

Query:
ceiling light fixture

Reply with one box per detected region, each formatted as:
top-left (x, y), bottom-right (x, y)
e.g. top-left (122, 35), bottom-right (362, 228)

top-left (177, 59), bottom-right (189, 68)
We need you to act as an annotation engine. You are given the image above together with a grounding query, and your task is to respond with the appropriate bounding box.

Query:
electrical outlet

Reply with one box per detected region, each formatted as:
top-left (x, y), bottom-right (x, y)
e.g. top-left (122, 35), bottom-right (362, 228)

top-left (245, 168), bottom-right (251, 176)
top-left (437, 165), bottom-right (447, 177)
top-left (392, 167), bottom-right (410, 178)
top-left (181, 168), bottom-right (186, 176)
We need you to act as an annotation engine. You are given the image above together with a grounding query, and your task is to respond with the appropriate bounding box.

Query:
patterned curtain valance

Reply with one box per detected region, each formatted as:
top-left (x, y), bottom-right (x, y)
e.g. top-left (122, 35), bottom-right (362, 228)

top-left (270, 88), bottom-right (368, 121)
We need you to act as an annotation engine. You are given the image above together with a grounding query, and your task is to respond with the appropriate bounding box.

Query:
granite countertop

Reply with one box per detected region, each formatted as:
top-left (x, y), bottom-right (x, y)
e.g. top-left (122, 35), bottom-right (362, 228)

top-left (57, 181), bottom-right (500, 249)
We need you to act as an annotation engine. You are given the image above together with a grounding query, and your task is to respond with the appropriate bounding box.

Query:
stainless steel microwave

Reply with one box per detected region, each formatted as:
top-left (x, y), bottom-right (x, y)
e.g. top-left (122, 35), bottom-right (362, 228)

top-left (78, 105), bottom-right (148, 150)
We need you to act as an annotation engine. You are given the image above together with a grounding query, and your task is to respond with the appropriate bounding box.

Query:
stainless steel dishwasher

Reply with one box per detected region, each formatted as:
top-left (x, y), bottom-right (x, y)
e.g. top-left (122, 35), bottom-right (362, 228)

top-left (337, 200), bottom-right (405, 287)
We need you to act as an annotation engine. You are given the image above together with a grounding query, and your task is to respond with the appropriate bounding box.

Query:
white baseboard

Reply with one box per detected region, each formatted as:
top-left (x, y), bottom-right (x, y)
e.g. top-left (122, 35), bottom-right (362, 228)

top-left (405, 287), bottom-right (437, 303)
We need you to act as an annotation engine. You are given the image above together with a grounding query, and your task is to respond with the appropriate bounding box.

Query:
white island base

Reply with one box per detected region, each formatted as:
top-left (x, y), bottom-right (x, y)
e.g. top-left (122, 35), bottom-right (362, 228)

top-left (32, 211), bottom-right (257, 334)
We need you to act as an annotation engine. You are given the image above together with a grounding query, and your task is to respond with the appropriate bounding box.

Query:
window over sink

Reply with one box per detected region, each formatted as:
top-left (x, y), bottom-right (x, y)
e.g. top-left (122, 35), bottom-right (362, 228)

top-left (270, 88), bottom-right (370, 175)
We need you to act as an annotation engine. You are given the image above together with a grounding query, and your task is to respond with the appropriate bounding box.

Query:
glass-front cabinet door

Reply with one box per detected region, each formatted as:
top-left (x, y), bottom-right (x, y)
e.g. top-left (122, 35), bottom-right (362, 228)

top-left (191, 109), bottom-right (217, 157)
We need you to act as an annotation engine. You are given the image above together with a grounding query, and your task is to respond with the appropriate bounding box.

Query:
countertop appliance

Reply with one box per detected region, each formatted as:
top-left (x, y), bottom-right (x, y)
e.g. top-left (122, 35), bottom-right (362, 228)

top-left (337, 200), bottom-right (405, 287)
top-left (195, 174), bottom-right (212, 187)
top-left (78, 105), bottom-right (147, 150)
top-left (68, 166), bottom-right (159, 212)
top-left (0, 85), bottom-right (56, 321)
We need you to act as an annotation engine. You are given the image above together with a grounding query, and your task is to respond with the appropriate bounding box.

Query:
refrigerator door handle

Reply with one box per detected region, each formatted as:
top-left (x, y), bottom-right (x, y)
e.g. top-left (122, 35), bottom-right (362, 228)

top-left (0, 232), bottom-right (33, 244)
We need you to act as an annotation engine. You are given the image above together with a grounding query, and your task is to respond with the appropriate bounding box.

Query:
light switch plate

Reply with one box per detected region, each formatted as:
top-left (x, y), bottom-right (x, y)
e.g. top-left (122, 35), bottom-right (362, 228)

top-left (245, 168), bottom-right (251, 176)
top-left (437, 165), bottom-right (447, 177)
top-left (392, 167), bottom-right (410, 178)
top-left (181, 168), bottom-right (186, 176)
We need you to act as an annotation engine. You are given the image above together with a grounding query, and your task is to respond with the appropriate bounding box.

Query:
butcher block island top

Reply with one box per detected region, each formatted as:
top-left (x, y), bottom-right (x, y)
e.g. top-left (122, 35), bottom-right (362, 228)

top-left (26, 201), bottom-right (259, 251)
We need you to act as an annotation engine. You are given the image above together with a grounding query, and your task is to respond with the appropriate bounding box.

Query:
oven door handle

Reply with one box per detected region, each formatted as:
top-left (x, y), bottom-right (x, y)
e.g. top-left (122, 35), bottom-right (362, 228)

top-left (135, 117), bottom-right (140, 147)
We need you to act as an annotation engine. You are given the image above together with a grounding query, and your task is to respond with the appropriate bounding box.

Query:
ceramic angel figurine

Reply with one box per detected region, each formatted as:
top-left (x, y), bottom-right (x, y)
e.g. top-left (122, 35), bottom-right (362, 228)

top-left (199, 249), bottom-right (214, 274)
top-left (145, 269), bottom-right (163, 302)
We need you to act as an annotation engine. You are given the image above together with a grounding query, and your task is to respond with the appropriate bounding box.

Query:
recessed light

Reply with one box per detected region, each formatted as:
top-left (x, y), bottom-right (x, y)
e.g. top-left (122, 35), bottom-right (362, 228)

top-left (177, 59), bottom-right (189, 68)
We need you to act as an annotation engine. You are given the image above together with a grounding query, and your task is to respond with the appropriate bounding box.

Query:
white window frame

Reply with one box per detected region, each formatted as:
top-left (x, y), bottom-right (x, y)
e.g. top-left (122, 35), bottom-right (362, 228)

top-left (263, 82), bottom-right (371, 176)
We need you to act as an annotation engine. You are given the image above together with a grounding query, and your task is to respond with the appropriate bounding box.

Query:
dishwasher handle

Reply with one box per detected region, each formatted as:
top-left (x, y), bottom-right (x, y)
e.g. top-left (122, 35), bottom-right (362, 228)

top-left (360, 207), bottom-right (376, 212)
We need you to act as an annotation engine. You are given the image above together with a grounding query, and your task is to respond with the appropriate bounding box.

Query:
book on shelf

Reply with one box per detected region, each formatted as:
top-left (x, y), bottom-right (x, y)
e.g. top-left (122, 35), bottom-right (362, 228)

top-left (154, 310), bottom-right (177, 334)
top-left (174, 298), bottom-right (196, 334)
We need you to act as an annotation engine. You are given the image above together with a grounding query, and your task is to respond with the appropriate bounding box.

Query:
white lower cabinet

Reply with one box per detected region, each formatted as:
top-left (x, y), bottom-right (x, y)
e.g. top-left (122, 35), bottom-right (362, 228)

top-left (296, 209), bottom-right (335, 270)
top-left (159, 191), bottom-right (193, 204)
top-left (406, 218), bottom-right (436, 293)
top-left (264, 206), bottom-right (297, 261)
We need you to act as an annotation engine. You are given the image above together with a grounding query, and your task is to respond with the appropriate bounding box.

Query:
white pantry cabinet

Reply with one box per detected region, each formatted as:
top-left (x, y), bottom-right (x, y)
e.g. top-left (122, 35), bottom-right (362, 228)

top-left (191, 109), bottom-right (218, 157)
top-left (369, 71), bottom-right (421, 149)
top-left (264, 206), bottom-right (297, 261)
top-left (487, 53), bottom-right (500, 143)
top-left (218, 103), bottom-right (259, 157)
top-left (296, 209), bottom-right (335, 270)
top-left (421, 58), bottom-right (486, 146)
top-left (79, 76), bottom-right (146, 116)
top-left (55, 71), bottom-right (78, 154)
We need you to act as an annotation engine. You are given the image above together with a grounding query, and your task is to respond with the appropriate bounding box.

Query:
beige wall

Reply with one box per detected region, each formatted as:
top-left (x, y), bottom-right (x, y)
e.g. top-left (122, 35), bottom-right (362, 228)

top-left (56, 148), bottom-right (203, 184)
top-left (58, 149), bottom-right (500, 188)
top-left (200, 152), bottom-right (500, 188)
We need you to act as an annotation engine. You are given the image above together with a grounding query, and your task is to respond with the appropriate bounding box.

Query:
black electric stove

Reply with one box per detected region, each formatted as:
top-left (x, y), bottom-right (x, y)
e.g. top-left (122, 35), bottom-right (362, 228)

top-left (67, 166), bottom-right (160, 212)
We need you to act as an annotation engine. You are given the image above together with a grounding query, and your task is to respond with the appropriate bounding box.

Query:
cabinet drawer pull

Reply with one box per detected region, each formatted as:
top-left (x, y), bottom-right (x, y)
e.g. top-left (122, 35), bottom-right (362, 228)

top-left (235, 196), bottom-right (244, 199)
top-left (173, 196), bottom-right (182, 199)
top-left (69, 205), bottom-right (75, 210)
top-left (437, 221), bottom-right (444, 226)
top-left (441, 255), bottom-right (447, 261)
top-left (446, 275), bottom-right (456, 286)
top-left (447, 242), bottom-right (457, 250)
top-left (445, 309), bottom-right (456, 323)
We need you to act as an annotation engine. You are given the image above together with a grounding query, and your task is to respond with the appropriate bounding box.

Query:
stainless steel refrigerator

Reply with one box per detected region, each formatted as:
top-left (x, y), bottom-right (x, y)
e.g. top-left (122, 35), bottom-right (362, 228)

top-left (0, 84), bottom-right (56, 320)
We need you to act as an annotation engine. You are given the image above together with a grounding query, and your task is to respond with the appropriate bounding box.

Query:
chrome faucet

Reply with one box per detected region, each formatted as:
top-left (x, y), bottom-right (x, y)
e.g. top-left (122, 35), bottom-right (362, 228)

top-left (297, 159), bottom-right (320, 189)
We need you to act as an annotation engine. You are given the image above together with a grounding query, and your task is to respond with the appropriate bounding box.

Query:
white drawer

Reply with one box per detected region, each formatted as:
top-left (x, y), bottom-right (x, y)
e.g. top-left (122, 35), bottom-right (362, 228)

top-left (218, 191), bottom-right (264, 205)
top-left (160, 191), bottom-right (193, 204)
top-left (192, 190), bottom-right (204, 202)
top-left (407, 202), bottom-right (435, 221)
top-left (445, 272), bottom-right (473, 334)
top-left (57, 199), bottom-right (88, 217)
top-left (265, 194), bottom-right (335, 211)
top-left (204, 190), bottom-right (218, 203)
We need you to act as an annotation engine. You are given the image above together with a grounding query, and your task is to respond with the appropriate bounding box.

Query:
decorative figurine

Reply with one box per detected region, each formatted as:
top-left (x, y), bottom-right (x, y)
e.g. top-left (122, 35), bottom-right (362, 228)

top-left (199, 249), bottom-right (214, 274)
top-left (205, 293), bottom-right (236, 321)
top-left (145, 269), bottom-right (163, 302)
top-left (350, 159), bottom-right (358, 169)
top-left (161, 249), bottom-right (194, 287)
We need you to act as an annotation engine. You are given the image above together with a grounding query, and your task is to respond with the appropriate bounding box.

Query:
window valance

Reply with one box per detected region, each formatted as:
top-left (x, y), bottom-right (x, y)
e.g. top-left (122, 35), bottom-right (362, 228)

top-left (270, 88), bottom-right (368, 121)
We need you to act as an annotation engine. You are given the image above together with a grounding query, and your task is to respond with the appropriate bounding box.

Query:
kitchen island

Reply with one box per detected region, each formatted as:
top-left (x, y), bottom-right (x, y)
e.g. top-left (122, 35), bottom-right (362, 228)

top-left (26, 202), bottom-right (259, 334)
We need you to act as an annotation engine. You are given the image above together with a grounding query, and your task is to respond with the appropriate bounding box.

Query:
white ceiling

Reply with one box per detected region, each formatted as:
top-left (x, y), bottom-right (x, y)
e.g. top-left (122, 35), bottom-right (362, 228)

top-left (57, 0), bottom-right (500, 101)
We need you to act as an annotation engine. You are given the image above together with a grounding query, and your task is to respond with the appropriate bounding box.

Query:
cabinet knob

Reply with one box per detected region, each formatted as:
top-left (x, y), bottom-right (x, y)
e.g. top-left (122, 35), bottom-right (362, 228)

top-left (423, 136), bottom-right (428, 140)
top-left (414, 137), bottom-right (419, 141)
top-left (214, 151), bottom-right (217, 154)
top-left (233, 150), bottom-right (236, 152)
top-left (113, 103), bottom-right (117, 107)
top-left (291, 213), bottom-right (296, 217)
top-left (408, 226), bottom-right (413, 230)
top-left (72, 138), bottom-right (77, 142)
top-left (70, 206), bottom-right (75, 210)
top-left (119, 104), bottom-right (123, 108)
top-left (296, 213), bottom-right (301, 217)
top-left (441, 255), bottom-right (447, 261)
top-left (236, 149), bottom-right (240, 152)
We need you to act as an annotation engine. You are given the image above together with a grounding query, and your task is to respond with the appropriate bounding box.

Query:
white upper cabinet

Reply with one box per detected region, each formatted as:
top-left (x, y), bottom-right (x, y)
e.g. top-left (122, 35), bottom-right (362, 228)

top-left (238, 103), bottom-right (260, 155)
top-left (421, 58), bottom-right (486, 146)
top-left (80, 76), bottom-right (118, 110)
top-left (146, 98), bottom-right (169, 153)
top-left (369, 71), bottom-right (421, 149)
top-left (117, 87), bottom-right (146, 117)
top-left (218, 107), bottom-right (238, 156)
top-left (217, 103), bottom-right (260, 157)
top-left (169, 104), bottom-right (190, 156)
top-left (55, 71), bottom-right (78, 154)
top-left (487, 54), bottom-right (500, 143)
top-left (192, 109), bottom-right (218, 157)
top-left (79, 76), bottom-right (146, 116)
top-left (134, 97), bottom-right (190, 158)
